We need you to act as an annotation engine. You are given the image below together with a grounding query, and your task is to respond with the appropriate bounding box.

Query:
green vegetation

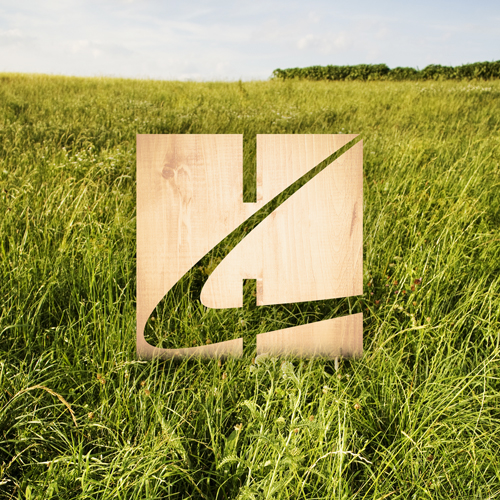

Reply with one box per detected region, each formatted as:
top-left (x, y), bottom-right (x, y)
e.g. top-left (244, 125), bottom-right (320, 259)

top-left (1, 73), bottom-right (499, 499)
top-left (273, 60), bottom-right (500, 81)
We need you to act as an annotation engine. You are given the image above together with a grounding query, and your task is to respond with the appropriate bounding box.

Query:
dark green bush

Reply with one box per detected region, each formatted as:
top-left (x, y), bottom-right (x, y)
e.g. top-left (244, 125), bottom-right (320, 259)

top-left (273, 61), bottom-right (500, 81)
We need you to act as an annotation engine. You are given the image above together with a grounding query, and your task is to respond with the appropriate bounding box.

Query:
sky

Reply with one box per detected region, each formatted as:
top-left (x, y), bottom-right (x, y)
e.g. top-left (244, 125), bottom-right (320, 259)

top-left (1, 0), bottom-right (499, 81)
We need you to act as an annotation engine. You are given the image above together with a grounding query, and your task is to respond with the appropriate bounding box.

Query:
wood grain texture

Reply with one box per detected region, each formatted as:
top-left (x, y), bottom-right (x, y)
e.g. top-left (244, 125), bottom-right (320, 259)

top-left (137, 135), bottom-right (254, 359)
top-left (136, 134), bottom-right (362, 360)
top-left (201, 137), bottom-right (363, 309)
top-left (256, 313), bottom-right (363, 359)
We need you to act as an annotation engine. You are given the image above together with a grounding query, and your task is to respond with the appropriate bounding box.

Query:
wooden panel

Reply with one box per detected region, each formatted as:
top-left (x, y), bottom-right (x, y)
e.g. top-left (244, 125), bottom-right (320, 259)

top-left (137, 134), bottom-right (362, 360)
top-left (256, 134), bottom-right (356, 202)
top-left (137, 135), bottom-right (253, 359)
top-left (256, 313), bottom-right (363, 359)
top-left (200, 139), bottom-right (363, 309)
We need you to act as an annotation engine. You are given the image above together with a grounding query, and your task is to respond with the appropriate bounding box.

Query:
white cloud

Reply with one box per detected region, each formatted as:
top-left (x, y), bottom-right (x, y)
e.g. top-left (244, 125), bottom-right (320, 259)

top-left (0, 29), bottom-right (36, 47)
top-left (296, 34), bottom-right (314, 50)
top-left (297, 33), bottom-right (348, 53)
top-left (308, 11), bottom-right (320, 23)
top-left (66, 39), bottom-right (132, 58)
top-left (0, 0), bottom-right (499, 79)
top-left (375, 26), bottom-right (390, 40)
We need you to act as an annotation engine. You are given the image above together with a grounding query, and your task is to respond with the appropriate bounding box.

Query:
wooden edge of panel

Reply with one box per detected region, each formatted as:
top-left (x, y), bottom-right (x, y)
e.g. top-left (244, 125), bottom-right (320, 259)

top-left (137, 334), bottom-right (243, 360)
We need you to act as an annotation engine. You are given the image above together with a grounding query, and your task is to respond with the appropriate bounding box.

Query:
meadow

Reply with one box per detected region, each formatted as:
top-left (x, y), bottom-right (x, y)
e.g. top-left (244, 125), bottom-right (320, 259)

top-left (0, 73), bottom-right (499, 499)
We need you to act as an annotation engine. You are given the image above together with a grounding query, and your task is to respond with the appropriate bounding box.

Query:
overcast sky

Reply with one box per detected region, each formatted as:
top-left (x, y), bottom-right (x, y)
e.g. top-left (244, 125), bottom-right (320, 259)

top-left (1, 0), bottom-right (499, 81)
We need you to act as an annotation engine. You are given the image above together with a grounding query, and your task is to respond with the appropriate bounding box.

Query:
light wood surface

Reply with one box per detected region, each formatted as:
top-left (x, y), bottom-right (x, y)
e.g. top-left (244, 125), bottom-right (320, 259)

top-left (136, 134), bottom-right (362, 360)
top-left (201, 137), bottom-right (363, 309)
top-left (256, 313), bottom-right (363, 358)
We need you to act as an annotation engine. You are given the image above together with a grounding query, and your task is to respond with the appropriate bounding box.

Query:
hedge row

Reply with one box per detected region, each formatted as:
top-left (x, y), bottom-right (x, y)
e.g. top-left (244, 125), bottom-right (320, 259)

top-left (272, 61), bottom-right (500, 81)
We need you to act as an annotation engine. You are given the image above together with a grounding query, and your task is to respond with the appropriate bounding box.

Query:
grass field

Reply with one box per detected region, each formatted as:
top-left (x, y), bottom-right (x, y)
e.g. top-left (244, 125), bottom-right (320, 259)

top-left (0, 74), bottom-right (499, 499)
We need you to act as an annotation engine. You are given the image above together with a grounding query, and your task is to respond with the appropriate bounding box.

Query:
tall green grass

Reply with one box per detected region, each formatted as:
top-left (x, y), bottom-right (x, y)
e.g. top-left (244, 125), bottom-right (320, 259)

top-left (0, 74), bottom-right (499, 499)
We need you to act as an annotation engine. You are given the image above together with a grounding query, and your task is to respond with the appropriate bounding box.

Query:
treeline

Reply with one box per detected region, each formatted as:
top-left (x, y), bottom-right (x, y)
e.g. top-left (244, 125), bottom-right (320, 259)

top-left (272, 61), bottom-right (500, 81)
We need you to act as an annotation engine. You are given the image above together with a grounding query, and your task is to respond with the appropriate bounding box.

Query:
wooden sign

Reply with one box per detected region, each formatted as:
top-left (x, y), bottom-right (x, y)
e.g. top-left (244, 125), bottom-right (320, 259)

top-left (137, 135), bottom-right (363, 360)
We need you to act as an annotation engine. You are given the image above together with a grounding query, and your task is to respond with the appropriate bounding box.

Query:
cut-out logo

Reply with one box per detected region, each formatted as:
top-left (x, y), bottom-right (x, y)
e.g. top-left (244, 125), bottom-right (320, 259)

top-left (137, 134), bottom-right (363, 359)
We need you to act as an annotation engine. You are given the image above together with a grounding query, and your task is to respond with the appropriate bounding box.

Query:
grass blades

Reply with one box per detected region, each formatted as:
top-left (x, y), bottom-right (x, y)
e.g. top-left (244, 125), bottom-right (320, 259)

top-left (0, 74), bottom-right (499, 499)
